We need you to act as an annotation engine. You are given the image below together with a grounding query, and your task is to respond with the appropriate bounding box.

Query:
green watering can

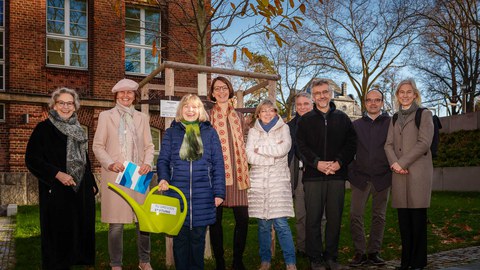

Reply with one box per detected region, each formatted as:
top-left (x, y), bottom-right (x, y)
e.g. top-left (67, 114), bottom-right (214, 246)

top-left (108, 183), bottom-right (187, 236)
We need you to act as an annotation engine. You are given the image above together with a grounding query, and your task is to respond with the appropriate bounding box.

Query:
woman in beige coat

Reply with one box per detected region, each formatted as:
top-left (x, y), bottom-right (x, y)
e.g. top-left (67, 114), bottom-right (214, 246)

top-left (93, 79), bottom-right (155, 270)
top-left (384, 78), bottom-right (434, 270)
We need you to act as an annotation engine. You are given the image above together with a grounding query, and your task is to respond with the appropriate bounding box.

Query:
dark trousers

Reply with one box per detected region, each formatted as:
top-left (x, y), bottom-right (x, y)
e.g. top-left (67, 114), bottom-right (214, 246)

top-left (173, 226), bottom-right (207, 270)
top-left (397, 208), bottom-right (428, 269)
top-left (304, 180), bottom-right (345, 262)
top-left (210, 206), bottom-right (249, 270)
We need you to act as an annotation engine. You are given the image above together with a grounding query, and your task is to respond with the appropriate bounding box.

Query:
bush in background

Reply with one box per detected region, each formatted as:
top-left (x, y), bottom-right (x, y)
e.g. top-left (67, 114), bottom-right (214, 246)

top-left (434, 129), bottom-right (480, 167)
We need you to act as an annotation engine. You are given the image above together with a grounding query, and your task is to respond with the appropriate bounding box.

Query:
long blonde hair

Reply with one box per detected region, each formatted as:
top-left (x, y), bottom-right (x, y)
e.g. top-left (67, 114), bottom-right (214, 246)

top-left (175, 94), bottom-right (209, 122)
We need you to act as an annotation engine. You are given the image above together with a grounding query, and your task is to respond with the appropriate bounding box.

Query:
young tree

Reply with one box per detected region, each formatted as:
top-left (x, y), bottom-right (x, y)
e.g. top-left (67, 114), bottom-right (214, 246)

top-left (301, 0), bottom-right (424, 111)
top-left (414, 0), bottom-right (479, 114)
top-left (111, 0), bottom-right (309, 67)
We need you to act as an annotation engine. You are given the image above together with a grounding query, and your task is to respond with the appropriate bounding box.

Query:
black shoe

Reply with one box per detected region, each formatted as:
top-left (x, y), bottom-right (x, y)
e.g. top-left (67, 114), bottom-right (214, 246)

top-left (367, 253), bottom-right (385, 265)
top-left (310, 261), bottom-right (326, 270)
top-left (394, 266), bottom-right (408, 270)
top-left (349, 253), bottom-right (367, 266)
top-left (325, 259), bottom-right (348, 270)
top-left (296, 249), bottom-right (307, 258)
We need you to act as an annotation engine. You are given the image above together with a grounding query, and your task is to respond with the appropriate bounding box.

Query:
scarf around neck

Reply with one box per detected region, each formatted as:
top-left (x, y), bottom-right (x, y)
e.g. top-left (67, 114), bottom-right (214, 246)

top-left (179, 120), bottom-right (203, 161)
top-left (210, 103), bottom-right (250, 189)
top-left (115, 102), bottom-right (140, 164)
top-left (398, 102), bottom-right (419, 128)
top-left (48, 110), bottom-right (87, 192)
top-left (260, 115), bottom-right (279, 132)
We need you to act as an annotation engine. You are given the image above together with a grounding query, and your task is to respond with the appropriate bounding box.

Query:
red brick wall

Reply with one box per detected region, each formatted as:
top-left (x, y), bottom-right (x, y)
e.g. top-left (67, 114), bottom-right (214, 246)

top-left (8, 0), bottom-right (47, 94)
top-left (3, 0), bottom-right (208, 173)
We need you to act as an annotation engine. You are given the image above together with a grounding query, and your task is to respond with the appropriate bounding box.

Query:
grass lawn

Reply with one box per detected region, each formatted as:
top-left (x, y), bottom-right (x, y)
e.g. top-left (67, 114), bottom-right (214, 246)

top-left (14, 190), bottom-right (480, 270)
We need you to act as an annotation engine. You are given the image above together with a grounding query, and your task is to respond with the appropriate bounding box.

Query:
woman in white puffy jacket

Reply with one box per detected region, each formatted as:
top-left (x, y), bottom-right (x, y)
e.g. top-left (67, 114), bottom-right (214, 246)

top-left (246, 99), bottom-right (297, 270)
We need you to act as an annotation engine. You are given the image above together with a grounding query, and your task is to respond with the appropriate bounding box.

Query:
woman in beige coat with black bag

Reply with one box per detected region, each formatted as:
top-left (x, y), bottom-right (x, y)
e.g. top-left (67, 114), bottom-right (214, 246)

top-left (384, 78), bottom-right (434, 270)
top-left (93, 79), bottom-right (155, 270)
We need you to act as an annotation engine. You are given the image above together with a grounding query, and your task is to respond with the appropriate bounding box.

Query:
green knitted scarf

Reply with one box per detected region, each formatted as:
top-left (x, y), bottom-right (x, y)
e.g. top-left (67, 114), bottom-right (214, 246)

top-left (179, 121), bottom-right (203, 161)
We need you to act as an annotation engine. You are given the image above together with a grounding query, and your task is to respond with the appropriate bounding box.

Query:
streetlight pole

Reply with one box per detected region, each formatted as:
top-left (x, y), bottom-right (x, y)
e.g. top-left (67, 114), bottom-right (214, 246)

top-left (460, 84), bottom-right (467, 114)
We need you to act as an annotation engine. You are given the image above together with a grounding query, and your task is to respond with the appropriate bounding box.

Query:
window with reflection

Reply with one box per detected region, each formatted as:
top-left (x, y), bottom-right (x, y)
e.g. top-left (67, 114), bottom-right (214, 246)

top-left (46, 0), bottom-right (88, 68)
top-left (0, 103), bottom-right (5, 122)
top-left (125, 7), bottom-right (160, 75)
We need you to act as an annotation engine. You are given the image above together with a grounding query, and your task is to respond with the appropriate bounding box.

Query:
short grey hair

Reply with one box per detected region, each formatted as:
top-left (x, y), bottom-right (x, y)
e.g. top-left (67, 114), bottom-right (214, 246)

top-left (49, 87), bottom-right (81, 110)
top-left (310, 79), bottom-right (334, 92)
top-left (295, 92), bottom-right (312, 101)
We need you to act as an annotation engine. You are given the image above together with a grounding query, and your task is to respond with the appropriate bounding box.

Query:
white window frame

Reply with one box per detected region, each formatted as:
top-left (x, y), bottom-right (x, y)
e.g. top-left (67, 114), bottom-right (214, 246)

top-left (0, 0), bottom-right (5, 90)
top-left (46, 0), bottom-right (88, 69)
top-left (125, 6), bottom-right (161, 76)
top-left (0, 103), bottom-right (5, 122)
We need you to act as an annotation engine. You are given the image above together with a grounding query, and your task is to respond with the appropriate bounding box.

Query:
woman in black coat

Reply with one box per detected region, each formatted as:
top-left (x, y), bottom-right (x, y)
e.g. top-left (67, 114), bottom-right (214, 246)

top-left (25, 87), bottom-right (98, 270)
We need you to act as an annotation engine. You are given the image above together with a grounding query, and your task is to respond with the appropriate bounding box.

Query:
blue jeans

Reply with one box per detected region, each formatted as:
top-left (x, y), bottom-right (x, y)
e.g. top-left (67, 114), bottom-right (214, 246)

top-left (173, 226), bottom-right (207, 270)
top-left (258, 217), bottom-right (296, 265)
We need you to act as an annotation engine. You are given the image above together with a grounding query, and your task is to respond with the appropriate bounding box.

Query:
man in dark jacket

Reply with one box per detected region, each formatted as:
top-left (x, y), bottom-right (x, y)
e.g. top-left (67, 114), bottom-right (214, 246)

top-left (297, 79), bottom-right (356, 270)
top-left (288, 92), bottom-right (313, 257)
top-left (348, 89), bottom-right (391, 267)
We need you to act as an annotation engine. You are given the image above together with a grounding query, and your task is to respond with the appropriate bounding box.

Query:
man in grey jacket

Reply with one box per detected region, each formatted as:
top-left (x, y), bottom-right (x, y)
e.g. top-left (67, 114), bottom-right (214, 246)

top-left (287, 92), bottom-right (313, 257)
top-left (348, 89), bottom-right (391, 267)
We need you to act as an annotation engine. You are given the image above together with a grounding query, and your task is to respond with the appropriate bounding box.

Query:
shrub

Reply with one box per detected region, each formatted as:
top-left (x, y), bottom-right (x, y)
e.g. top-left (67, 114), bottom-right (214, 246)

top-left (434, 129), bottom-right (480, 167)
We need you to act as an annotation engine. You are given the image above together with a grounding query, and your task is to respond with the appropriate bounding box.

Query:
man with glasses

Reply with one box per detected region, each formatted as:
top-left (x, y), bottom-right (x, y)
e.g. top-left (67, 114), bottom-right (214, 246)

top-left (348, 89), bottom-right (391, 267)
top-left (287, 92), bottom-right (313, 258)
top-left (296, 79), bottom-right (356, 270)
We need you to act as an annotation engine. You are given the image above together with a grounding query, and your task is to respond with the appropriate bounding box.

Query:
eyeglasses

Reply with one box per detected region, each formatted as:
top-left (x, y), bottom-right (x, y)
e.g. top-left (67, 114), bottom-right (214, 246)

top-left (312, 90), bottom-right (330, 97)
top-left (56, 101), bottom-right (75, 107)
top-left (366, 98), bottom-right (383, 104)
top-left (213, 85), bottom-right (229, 92)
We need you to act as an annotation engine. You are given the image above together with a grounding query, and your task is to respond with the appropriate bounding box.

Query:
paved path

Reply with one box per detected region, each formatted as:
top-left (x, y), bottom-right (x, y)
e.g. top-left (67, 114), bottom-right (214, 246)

top-left (0, 215), bottom-right (478, 269)
top-left (0, 216), bottom-right (15, 270)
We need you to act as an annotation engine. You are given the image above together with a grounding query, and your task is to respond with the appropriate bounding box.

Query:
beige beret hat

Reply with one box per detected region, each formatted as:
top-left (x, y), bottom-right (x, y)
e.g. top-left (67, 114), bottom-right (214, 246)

top-left (112, 79), bottom-right (139, 93)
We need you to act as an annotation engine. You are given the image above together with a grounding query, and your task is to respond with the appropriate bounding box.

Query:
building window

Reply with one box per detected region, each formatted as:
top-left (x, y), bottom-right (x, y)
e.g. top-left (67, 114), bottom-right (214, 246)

top-left (46, 0), bottom-right (88, 68)
top-left (0, 103), bottom-right (5, 122)
top-left (0, 0), bottom-right (5, 90)
top-left (125, 7), bottom-right (160, 75)
top-left (151, 127), bottom-right (161, 168)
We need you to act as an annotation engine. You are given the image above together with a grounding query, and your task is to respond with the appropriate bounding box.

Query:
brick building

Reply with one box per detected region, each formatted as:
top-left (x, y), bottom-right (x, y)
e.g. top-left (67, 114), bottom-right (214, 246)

top-left (0, 0), bottom-right (207, 204)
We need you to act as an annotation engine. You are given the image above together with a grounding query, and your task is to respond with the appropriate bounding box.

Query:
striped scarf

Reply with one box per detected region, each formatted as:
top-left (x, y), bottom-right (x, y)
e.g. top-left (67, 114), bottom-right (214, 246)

top-left (210, 103), bottom-right (250, 190)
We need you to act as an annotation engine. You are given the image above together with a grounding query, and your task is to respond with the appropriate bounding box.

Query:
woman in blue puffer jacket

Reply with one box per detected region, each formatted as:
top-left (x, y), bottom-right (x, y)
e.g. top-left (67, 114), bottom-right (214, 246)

top-left (157, 94), bottom-right (226, 270)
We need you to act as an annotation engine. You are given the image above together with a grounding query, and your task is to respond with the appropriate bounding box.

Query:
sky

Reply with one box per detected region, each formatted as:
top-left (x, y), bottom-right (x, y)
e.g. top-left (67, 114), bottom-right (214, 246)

top-left (211, 1), bottom-right (453, 116)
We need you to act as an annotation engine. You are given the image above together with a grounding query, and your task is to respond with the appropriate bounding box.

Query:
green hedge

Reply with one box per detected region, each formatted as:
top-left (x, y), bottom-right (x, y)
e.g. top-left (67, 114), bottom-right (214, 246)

top-left (434, 129), bottom-right (480, 167)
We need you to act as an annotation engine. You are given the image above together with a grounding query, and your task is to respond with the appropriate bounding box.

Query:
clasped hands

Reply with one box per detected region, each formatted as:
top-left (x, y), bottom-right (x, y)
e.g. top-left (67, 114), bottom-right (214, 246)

top-left (390, 162), bottom-right (409, 175)
top-left (317, 161), bottom-right (340, 175)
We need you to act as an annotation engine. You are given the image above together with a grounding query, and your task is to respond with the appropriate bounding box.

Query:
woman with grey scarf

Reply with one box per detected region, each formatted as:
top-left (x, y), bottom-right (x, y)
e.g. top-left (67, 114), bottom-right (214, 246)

top-left (26, 87), bottom-right (98, 269)
top-left (93, 79), bottom-right (155, 270)
top-left (384, 79), bottom-right (434, 270)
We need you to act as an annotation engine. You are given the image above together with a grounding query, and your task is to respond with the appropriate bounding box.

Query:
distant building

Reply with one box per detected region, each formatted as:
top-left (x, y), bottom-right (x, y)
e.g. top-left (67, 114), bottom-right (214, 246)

top-left (301, 78), bottom-right (362, 120)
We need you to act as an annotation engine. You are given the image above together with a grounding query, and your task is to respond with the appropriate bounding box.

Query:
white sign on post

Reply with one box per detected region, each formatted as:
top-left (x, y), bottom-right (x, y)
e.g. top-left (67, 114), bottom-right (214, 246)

top-left (160, 100), bottom-right (180, 118)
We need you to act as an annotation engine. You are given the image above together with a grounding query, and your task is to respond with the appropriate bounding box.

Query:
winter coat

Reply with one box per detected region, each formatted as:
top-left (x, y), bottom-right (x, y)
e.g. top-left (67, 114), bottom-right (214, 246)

top-left (384, 108), bottom-right (434, 208)
top-left (246, 117), bottom-right (294, 219)
top-left (92, 108), bottom-right (154, 223)
top-left (348, 114), bottom-right (392, 192)
top-left (296, 102), bottom-right (357, 181)
top-left (25, 119), bottom-right (97, 269)
top-left (156, 121), bottom-right (226, 228)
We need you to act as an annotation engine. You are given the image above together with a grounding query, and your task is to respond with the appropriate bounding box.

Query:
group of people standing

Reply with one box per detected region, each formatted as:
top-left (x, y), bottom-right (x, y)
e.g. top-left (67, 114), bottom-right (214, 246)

top-left (25, 76), bottom-right (433, 270)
